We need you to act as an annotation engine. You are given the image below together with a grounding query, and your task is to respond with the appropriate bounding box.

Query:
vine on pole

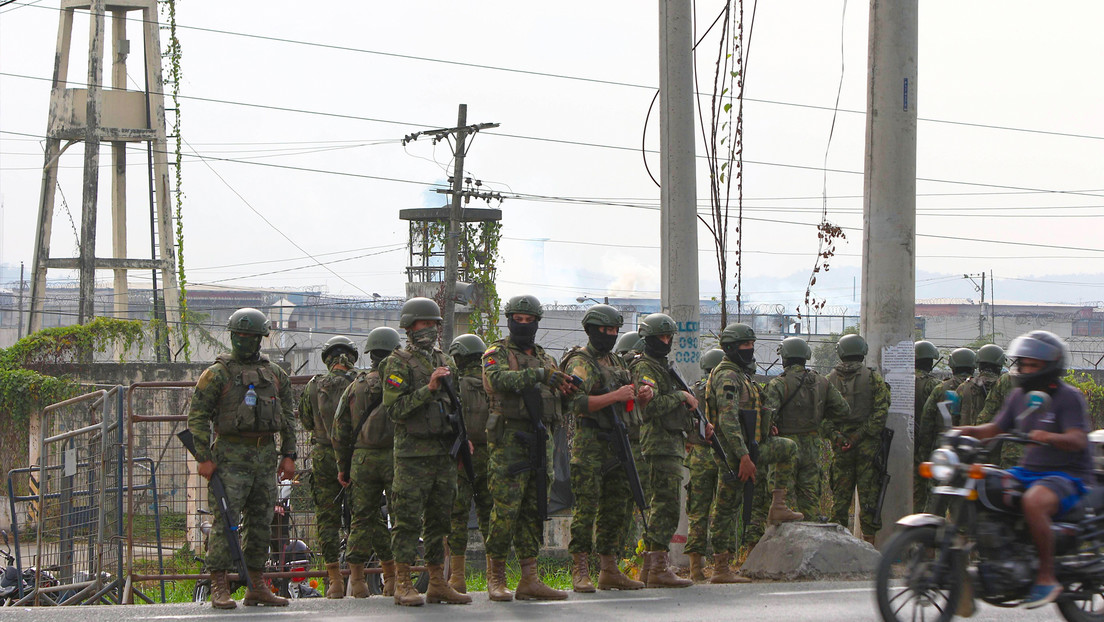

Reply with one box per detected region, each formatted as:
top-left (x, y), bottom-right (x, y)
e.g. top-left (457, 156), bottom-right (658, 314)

top-left (160, 0), bottom-right (191, 359)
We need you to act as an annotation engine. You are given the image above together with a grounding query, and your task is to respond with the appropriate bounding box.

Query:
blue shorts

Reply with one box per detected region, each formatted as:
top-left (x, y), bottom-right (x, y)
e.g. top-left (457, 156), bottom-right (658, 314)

top-left (1007, 467), bottom-right (1087, 515)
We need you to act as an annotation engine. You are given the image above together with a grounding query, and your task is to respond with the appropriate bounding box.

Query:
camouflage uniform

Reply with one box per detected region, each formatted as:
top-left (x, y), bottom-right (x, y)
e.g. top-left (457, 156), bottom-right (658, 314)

top-left (706, 360), bottom-right (800, 554)
top-left (299, 366), bottom-right (356, 564)
top-left (914, 371), bottom-right (972, 511)
top-left (684, 444), bottom-right (717, 555)
top-left (384, 345), bottom-right (459, 567)
top-left (913, 370), bottom-right (941, 511)
top-left (187, 353), bottom-right (297, 572)
top-left (977, 373), bottom-right (1019, 467)
top-left (759, 364), bottom-right (850, 521)
top-left (956, 369), bottom-right (1001, 427)
top-left (630, 352), bottom-right (695, 552)
top-left (482, 339), bottom-right (562, 561)
top-left (562, 343), bottom-right (637, 555)
top-left (332, 365), bottom-right (394, 564)
top-left (825, 361), bottom-right (890, 534)
top-left (448, 362), bottom-right (493, 554)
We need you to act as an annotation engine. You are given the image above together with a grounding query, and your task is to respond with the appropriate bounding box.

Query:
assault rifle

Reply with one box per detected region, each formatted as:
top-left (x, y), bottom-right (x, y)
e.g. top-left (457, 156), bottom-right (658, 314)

top-left (441, 376), bottom-right (479, 496)
top-left (738, 407), bottom-right (759, 547)
top-left (667, 364), bottom-right (739, 483)
top-left (583, 377), bottom-right (649, 533)
top-left (869, 426), bottom-right (894, 529)
top-left (509, 384), bottom-right (550, 541)
top-left (177, 429), bottom-right (249, 584)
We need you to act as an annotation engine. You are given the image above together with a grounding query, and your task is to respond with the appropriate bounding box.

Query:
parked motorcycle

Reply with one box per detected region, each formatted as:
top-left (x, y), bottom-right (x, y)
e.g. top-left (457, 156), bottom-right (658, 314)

top-left (270, 478), bottom-right (321, 598)
top-left (875, 391), bottom-right (1104, 622)
top-left (0, 530), bottom-right (60, 606)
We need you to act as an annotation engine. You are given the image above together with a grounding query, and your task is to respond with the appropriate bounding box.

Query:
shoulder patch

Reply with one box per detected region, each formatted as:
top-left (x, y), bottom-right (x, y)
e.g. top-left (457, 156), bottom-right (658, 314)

top-left (484, 357), bottom-right (497, 367)
top-left (196, 368), bottom-right (216, 391)
top-left (386, 374), bottom-right (404, 388)
top-left (641, 376), bottom-right (657, 388)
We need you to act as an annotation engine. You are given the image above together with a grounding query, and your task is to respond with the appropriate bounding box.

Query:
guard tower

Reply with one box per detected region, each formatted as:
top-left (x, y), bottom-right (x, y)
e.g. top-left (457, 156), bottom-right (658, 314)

top-left (27, 0), bottom-right (181, 355)
top-left (399, 205), bottom-right (501, 302)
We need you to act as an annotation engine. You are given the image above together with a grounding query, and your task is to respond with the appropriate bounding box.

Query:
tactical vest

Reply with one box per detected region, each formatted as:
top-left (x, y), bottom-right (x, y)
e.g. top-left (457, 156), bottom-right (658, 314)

top-left (774, 368), bottom-right (828, 435)
top-left (352, 370), bottom-right (393, 449)
top-left (306, 369), bottom-right (354, 444)
top-left (389, 348), bottom-right (453, 438)
top-left (561, 346), bottom-right (635, 430)
top-left (630, 356), bottom-right (694, 435)
top-left (458, 373), bottom-right (489, 444)
top-left (483, 344), bottom-right (561, 426)
top-left (213, 354), bottom-right (283, 436)
top-left (707, 359), bottom-right (763, 442)
top-left (828, 366), bottom-right (875, 426)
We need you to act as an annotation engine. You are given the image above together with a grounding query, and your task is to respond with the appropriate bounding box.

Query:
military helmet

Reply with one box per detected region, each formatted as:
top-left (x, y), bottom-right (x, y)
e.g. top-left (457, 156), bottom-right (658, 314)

top-left (581, 304), bottom-right (623, 328)
top-left (976, 344), bottom-right (1006, 367)
top-left (949, 347), bottom-right (978, 370)
top-left (504, 294), bottom-right (543, 319)
top-left (449, 333), bottom-right (488, 358)
top-left (364, 326), bottom-right (401, 353)
top-left (719, 323), bottom-right (756, 345)
top-left (615, 331), bottom-right (640, 354)
top-left (779, 337), bottom-right (812, 361)
top-left (836, 334), bottom-right (869, 359)
top-left (321, 335), bottom-right (357, 360)
top-left (640, 313), bottom-right (677, 337)
top-left (227, 307), bottom-right (270, 336)
top-left (399, 297), bottom-right (442, 329)
top-left (700, 348), bottom-right (725, 371)
top-left (915, 340), bottom-right (939, 361)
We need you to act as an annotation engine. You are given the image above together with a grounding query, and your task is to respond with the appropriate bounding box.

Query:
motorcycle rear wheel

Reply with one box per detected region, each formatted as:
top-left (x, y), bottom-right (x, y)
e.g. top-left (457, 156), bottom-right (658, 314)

top-left (875, 526), bottom-right (962, 622)
top-left (1057, 581), bottom-right (1104, 622)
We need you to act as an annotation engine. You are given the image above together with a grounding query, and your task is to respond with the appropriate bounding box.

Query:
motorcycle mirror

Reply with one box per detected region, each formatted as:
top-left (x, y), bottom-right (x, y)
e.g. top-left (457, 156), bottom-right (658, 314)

top-left (1015, 390), bottom-right (1052, 433)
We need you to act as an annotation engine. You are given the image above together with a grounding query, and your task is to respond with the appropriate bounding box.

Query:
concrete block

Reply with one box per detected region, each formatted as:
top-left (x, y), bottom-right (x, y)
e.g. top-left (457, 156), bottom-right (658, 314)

top-left (740, 522), bottom-right (879, 580)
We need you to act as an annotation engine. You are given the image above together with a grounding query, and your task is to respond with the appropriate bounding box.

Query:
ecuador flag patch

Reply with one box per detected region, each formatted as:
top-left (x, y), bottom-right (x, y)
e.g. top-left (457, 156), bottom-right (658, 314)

top-left (386, 374), bottom-right (404, 388)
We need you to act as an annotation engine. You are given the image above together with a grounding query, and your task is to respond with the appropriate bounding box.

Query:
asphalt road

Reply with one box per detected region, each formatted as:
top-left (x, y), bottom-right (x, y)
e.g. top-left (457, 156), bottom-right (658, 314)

top-left (0, 580), bottom-right (1068, 621)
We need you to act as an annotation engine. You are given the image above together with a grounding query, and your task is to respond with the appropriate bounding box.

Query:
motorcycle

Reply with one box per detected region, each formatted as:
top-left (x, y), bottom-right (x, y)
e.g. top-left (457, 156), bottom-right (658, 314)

top-left (1, 530), bottom-right (60, 606)
top-left (269, 478), bottom-right (320, 598)
top-left (875, 391), bottom-right (1104, 622)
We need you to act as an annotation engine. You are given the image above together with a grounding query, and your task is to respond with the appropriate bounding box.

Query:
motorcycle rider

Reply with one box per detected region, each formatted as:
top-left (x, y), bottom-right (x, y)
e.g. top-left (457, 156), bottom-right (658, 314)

top-left (956, 330), bottom-right (1092, 609)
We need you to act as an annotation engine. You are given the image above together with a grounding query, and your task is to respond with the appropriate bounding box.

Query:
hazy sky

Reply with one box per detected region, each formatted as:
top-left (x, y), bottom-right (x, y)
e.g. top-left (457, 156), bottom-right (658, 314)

top-left (1, 0), bottom-right (1102, 309)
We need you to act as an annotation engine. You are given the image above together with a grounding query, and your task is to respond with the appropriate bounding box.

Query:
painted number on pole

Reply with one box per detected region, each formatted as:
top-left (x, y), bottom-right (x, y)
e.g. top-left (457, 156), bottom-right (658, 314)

top-left (675, 321), bottom-right (700, 364)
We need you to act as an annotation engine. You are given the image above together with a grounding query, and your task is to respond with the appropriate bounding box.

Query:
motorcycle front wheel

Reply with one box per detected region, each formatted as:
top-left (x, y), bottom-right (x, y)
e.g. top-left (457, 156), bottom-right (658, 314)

top-left (1057, 581), bottom-right (1104, 622)
top-left (875, 526), bottom-right (963, 622)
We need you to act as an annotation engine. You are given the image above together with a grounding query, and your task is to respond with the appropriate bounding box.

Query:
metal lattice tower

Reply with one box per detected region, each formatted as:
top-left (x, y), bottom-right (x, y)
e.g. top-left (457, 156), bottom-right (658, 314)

top-left (28, 0), bottom-right (181, 355)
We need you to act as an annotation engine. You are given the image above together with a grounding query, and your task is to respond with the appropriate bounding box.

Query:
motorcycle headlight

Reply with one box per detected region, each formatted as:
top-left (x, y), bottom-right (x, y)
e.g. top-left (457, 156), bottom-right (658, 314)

top-left (929, 448), bottom-right (959, 483)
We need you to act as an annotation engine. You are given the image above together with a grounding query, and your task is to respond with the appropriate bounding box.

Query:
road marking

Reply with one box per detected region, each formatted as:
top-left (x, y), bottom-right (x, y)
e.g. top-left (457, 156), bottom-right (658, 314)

top-left (523, 596), bottom-right (672, 605)
top-left (763, 587), bottom-right (874, 596)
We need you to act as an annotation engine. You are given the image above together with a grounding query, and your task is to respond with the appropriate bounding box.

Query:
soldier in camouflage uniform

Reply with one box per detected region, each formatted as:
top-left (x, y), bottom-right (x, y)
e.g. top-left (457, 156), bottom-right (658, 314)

top-left (483, 294), bottom-right (577, 602)
top-left (957, 344), bottom-right (1004, 426)
top-left (298, 335), bottom-right (358, 598)
top-left (384, 298), bottom-right (470, 606)
top-left (630, 313), bottom-right (700, 589)
top-left (187, 308), bottom-right (296, 609)
top-left (706, 324), bottom-right (803, 583)
top-left (913, 341), bottom-right (942, 512)
top-left (757, 337), bottom-right (850, 526)
top-left (614, 329), bottom-right (649, 555)
top-left (824, 334), bottom-right (890, 542)
top-left (977, 363), bottom-right (1019, 468)
top-left (914, 347), bottom-right (976, 511)
top-left (446, 333), bottom-right (493, 594)
top-left (685, 348), bottom-right (725, 581)
top-left (561, 304), bottom-right (644, 592)
top-left (615, 330), bottom-right (640, 363)
top-left (332, 327), bottom-right (401, 598)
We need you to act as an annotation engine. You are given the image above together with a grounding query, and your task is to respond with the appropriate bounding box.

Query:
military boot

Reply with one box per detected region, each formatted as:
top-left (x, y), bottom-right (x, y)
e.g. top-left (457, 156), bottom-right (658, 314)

top-left (486, 556), bottom-right (513, 602)
top-left (597, 554), bottom-right (644, 590)
top-left (863, 534), bottom-right (877, 548)
top-left (325, 562), bottom-right (345, 599)
top-left (348, 563), bottom-right (370, 598)
top-left (243, 568), bottom-right (289, 606)
top-left (209, 570), bottom-right (236, 610)
top-left (515, 557), bottom-right (568, 601)
top-left (639, 550), bottom-right (653, 586)
top-left (709, 553), bottom-right (751, 584)
top-left (687, 552), bottom-right (707, 582)
top-left (425, 563), bottom-right (472, 604)
top-left (392, 563), bottom-right (424, 606)
top-left (571, 553), bottom-right (595, 593)
top-left (381, 559), bottom-right (396, 597)
top-left (447, 555), bottom-right (467, 594)
top-left (644, 552), bottom-right (692, 588)
top-left (768, 489), bottom-right (804, 525)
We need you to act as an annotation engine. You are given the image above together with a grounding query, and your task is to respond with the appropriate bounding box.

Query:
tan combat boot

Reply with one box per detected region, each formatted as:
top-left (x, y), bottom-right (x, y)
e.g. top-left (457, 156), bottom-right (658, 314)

top-left (687, 552), bottom-right (706, 582)
top-left (863, 534), bottom-right (877, 547)
top-left (325, 562), bottom-right (345, 599)
top-left (348, 563), bottom-right (370, 598)
top-left (381, 559), bottom-right (396, 597)
top-left (425, 563), bottom-right (472, 604)
top-left (447, 555), bottom-right (467, 593)
top-left (639, 550), bottom-right (653, 586)
top-left (767, 489), bottom-right (804, 525)
top-left (571, 553), bottom-right (595, 593)
top-left (486, 556), bottom-right (513, 602)
top-left (645, 551), bottom-right (692, 588)
top-left (709, 553), bottom-right (751, 584)
top-left (597, 554), bottom-right (644, 590)
top-left (243, 568), bottom-right (289, 606)
top-left (209, 570), bottom-right (236, 609)
top-left (392, 563), bottom-right (424, 606)
top-left (515, 557), bottom-right (568, 601)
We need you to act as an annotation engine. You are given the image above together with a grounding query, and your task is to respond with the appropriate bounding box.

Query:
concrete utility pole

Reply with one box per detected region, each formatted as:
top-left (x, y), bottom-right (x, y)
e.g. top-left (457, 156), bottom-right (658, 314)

top-left (659, 0), bottom-right (701, 382)
top-left (860, 0), bottom-right (918, 542)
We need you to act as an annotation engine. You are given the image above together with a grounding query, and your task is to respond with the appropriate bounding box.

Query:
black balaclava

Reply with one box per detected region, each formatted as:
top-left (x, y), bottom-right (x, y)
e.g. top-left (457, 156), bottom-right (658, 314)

top-left (643, 335), bottom-right (672, 359)
top-left (722, 342), bottom-right (755, 369)
top-left (916, 359), bottom-right (934, 373)
top-left (782, 357), bottom-right (806, 369)
top-left (508, 317), bottom-right (539, 349)
top-left (586, 325), bottom-right (618, 354)
top-left (370, 349), bottom-right (391, 368)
